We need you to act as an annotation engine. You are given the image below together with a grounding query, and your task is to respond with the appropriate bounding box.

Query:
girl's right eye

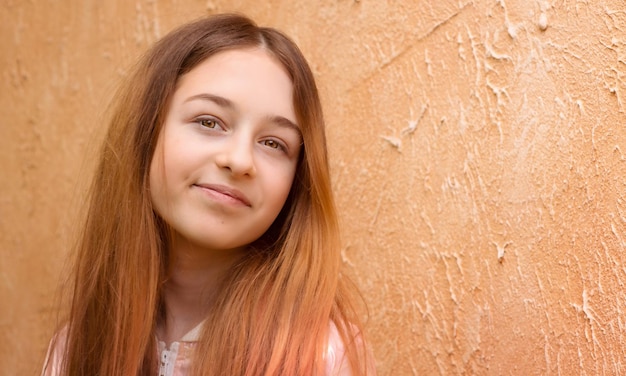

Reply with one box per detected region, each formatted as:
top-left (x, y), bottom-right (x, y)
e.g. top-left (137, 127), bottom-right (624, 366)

top-left (197, 117), bottom-right (222, 130)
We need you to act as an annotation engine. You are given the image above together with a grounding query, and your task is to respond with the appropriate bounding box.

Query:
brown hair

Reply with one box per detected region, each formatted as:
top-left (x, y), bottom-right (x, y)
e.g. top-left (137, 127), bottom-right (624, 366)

top-left (53, 13), bottom-right (370, 375)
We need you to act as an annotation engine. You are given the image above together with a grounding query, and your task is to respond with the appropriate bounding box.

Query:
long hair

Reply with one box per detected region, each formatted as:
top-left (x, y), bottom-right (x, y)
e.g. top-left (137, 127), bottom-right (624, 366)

top-left (55, 14), bottom-right (370, 375)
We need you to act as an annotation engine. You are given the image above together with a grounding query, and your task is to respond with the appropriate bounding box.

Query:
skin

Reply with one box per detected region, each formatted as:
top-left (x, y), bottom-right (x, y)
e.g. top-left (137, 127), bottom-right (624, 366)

top-left (149, 48), bottom-right (302, 344)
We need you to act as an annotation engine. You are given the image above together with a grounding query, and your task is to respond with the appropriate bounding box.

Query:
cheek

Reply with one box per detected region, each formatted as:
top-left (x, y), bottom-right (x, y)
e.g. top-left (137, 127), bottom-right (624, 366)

top-left (148, 141), bottom-right (169, 213)
top-left (272, 166), bottom-right (298, 209)
top-left (148, 130), bottom-right (187, 197)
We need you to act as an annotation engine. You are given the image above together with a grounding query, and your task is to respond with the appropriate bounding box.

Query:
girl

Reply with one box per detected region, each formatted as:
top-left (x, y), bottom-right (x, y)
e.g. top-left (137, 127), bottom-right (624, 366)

top-left (42, 13), bottom-right (374, 376)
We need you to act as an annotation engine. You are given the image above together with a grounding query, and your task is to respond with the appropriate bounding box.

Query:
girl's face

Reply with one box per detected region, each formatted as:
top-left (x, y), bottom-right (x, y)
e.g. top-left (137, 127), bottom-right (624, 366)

top-left (149, 48), bottom-right (301, 254)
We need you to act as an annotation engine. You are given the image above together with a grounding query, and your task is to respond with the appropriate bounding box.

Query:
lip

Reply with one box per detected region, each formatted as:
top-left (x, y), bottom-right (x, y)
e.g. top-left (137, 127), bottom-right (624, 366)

top-left (193, 183), bottom-right (252, 207)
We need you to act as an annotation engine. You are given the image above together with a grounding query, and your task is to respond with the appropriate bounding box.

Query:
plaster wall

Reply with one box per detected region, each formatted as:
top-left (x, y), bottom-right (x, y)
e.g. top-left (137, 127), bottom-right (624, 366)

top-left (2, 0), bottom-right (626, 375)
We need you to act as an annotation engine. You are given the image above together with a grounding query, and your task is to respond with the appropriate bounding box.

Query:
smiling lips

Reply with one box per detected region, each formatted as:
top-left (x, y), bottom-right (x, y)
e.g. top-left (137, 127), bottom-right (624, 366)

top-left (193, 183), bottom-right (252, 207)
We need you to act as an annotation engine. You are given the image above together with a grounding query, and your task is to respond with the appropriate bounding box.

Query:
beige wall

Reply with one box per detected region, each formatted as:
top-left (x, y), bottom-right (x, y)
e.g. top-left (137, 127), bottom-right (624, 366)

top-left (2, 0), bottom-right (626, 374)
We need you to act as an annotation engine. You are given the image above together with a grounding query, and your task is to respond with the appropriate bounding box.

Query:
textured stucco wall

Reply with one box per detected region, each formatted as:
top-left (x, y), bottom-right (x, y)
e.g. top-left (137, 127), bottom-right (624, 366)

top-left (2, 1), bottom-right (626, 375)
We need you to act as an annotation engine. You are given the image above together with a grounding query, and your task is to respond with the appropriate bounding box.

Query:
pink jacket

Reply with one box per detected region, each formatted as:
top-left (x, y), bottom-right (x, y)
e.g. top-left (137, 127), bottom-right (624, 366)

top-left (42, 322), bottom-right (373, 376)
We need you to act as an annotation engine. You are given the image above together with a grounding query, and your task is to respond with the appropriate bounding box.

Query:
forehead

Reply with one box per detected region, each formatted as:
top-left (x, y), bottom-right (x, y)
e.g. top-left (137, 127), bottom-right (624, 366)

top-left (173, 48), bottom-right (296, 124)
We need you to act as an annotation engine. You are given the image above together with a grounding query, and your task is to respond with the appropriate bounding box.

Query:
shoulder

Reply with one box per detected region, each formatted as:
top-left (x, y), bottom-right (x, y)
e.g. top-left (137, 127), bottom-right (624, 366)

top-left (41, 326), bottom-right (68, 376)
top-left (324, 322), bottom-right (376, 376)
top-left (325, 321), bottom-right (348, 375)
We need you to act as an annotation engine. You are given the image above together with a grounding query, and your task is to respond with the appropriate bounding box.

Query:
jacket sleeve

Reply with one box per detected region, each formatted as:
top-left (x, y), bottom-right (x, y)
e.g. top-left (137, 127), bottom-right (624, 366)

top-left (41, 327), bottom-right (67, 376)
top-left (324, 322), bottom-right (377, 376)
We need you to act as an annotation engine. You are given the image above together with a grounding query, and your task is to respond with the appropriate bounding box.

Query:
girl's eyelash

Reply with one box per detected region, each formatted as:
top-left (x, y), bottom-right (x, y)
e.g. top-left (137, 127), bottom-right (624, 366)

top-left (196, 117), bottom-right (222, 129)
top-left (261, 139), bottom-right (287, 152)
top-left (193, 117), bottom-right (291, 153)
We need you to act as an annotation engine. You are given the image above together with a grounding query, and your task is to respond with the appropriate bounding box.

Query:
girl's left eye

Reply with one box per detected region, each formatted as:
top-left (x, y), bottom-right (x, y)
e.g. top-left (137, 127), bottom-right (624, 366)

top-left (262, 139), bottom-right (283, 150)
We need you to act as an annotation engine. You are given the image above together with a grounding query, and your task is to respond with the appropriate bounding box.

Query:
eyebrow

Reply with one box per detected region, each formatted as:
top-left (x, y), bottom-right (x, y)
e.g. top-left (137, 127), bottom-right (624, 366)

top-left (184, 93), bottom-right (302, 137)
top-left (185, 93), bottom-right (235, 109)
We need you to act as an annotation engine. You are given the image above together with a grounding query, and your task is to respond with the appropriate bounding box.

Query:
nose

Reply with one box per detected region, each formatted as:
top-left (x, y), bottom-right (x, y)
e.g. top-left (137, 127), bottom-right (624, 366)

top-left (214, 133), bottom-right (256, 177)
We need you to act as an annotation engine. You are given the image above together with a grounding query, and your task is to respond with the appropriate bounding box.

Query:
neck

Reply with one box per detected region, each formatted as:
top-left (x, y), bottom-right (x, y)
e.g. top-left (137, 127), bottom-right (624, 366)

top-left (158, 234), bottom-right (245, 344)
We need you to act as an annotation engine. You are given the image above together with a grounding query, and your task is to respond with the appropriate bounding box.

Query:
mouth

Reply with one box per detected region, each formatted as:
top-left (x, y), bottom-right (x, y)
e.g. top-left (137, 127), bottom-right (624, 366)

top-left (193, 183), bottom-right (252, 207)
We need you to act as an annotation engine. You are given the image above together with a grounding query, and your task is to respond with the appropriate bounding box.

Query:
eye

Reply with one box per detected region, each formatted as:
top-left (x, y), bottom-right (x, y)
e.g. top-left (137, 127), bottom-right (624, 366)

top-left (198, 118), bottom-right (221, 129)
top-left (262, 139), bottom-right (283, 150)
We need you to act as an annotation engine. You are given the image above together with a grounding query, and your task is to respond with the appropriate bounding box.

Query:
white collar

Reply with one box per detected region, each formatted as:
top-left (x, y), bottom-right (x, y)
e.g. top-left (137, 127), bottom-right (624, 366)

top-left (179, 321), bottom-right (204, 342)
